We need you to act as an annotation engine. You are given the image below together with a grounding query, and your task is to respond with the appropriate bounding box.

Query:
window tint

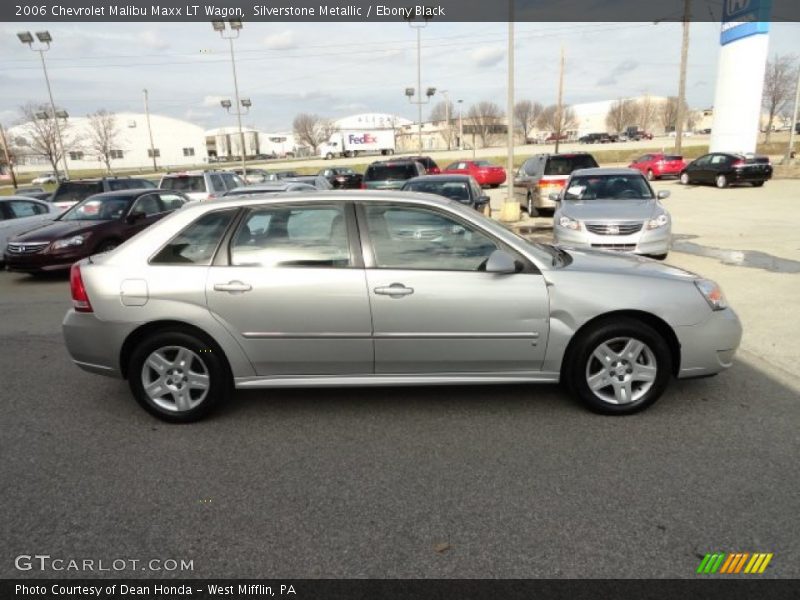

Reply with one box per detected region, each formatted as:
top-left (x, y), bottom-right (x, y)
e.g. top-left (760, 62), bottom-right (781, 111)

top-left (158, 193), bottom-right (187, 211)
top-left (131, 194), bottom-right (162, 216)
top-left (365, 164), bottom-right (419, 181)
top-left (210, 174), bottom-right (226, 192)
top-left (364, 205), bottom-right (498, 271)
top-left (151, 209), bottom-right (236, 265)
top-left (564, 175), bottom-right (653, 200)
top-left (694, 155), bottom-right (712, 166)
top-left (221, 173), bottom-right (240, 190)
top-left (8, 200), bottom-right (47, 218)
top-left (161, 176), bottom-right (206, 193)
top-left (711, 154), bottom-right (729, 165)
top-left (52, 182), bottom-right (103, 204)
top-left (404, 180), bottom-right (471, 202)
top-left (231, 205), bottom-right (350, 268)
top-left (62, 195), bottom-right (135, 221)
top-left (544, 155), bottom-right (598, 175)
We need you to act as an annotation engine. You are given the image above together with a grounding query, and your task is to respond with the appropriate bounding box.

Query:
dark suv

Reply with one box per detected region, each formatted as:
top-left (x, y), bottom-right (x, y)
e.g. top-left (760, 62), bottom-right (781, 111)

top-left (50, 177), bottom-right (156, 212)
top-left (513, 152), bottom-right (599, 215)
top-left (362, 160), bottom-right (427, 190)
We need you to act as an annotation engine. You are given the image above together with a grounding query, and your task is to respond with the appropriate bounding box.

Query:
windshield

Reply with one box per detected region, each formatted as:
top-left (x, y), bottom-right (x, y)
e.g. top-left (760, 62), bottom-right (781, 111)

top-left (334, 168), bottom-right (355, 175)
top-left (563, 174), bottom-right (654, 200)
top-left (404, 180), bottom-right (471, 202)
top-left (59, 194), bottom-right (134, 221)
top-left (544, 155), bottom-right (598, 175)
top-left (161, 175), bottom-right (205, 193)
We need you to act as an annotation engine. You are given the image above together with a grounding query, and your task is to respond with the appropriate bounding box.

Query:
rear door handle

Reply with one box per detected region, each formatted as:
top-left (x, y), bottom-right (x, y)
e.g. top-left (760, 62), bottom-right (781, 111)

top-left (374, 283), bottom-right (414, 298)
top-left (213, 280), bottom-right (252, 293)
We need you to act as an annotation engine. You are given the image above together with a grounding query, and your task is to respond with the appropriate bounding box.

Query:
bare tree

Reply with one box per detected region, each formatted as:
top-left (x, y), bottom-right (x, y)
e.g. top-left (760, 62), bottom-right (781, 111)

top-left (292, 113), bottom-right (334, 153)
top-left (660, 96), bottom-right (688, 133)
top-left (762, 54), bottom-right (798, 142)
top-left (86, 110), bottom-right (121, 173)
top-left (536, 104), bottom-right (577, 140)
top-left (15, 102), bottom-right (74, 174)
top-left (466, 101), bottom-right (504, 148)
top-left (637, 94), bottom-right (658, 131)
top-left (514, 100), bottom-right (543, 142)
top-left (605, 99), bottom-right (640, 134)
top-left (429, 100), bottom-right (455, 149)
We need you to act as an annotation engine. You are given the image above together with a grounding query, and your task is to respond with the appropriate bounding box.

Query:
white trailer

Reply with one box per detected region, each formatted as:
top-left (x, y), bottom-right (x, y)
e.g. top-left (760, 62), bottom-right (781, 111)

top-left (319, 130), bottom-right (395, 159)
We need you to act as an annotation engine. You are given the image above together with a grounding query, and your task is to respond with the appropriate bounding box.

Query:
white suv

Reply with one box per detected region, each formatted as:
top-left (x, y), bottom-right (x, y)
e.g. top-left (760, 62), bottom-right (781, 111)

top-left (158, 170), bottom-right (244, 201)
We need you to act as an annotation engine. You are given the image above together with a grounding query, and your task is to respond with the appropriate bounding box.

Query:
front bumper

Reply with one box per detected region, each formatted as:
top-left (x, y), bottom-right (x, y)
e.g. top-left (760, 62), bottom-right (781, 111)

top-left (4, 248), bottom-right (85, 272)
top-left (675, 307), bottom-right (743, 378)
top-left (554, 224), bottom-right (672, 256)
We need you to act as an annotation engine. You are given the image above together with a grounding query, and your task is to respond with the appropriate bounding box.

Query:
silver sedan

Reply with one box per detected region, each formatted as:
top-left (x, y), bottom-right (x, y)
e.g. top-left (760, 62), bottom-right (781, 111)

top-left (62, 191), bottom-right (742, 422)
top-left (553, 168), bottom-right (672, 259)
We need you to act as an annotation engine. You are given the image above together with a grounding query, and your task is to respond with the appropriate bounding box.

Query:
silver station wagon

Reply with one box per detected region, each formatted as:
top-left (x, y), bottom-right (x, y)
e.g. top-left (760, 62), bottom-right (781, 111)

top-left (63, 191), bottom-right (742, 422)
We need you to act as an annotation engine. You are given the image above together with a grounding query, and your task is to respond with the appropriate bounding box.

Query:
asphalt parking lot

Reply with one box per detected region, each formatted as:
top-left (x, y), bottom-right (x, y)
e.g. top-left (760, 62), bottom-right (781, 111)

top-left (1, 179), bottom-right (798, 579)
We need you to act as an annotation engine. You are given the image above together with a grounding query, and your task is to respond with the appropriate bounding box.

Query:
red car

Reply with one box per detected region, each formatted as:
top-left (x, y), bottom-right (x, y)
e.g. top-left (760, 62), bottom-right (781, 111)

top-left (442, 160), bottom-right (507, 188)
top-left (629, 153), bottom-right (687, 180)
top-left (545, 133), bottom-right (568, 142)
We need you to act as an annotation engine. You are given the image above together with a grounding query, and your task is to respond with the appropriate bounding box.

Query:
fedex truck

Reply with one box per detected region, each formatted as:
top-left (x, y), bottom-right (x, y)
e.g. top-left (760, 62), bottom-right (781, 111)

top-left (319, 130), bottom-right (396, 159)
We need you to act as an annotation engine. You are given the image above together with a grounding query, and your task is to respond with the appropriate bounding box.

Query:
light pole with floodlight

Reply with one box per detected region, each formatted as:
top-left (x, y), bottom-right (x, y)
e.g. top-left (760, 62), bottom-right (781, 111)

top-left (17, 30), bottom-right (70, 179)
top-left (219, 97), bottom-right (252, 162)
top-left (212, 18), bottom-right (248, 173)
top-left (405, 15), bottom-right (436, 153)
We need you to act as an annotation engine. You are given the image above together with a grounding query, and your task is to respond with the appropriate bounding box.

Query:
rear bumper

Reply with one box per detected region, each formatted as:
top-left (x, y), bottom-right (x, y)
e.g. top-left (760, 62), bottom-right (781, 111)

top-left (62, 309), bottom-right (133, 379)
top-left (675, 308), bottom-right (743, 378)
top-left (730, 170), bottom-right (772, 183)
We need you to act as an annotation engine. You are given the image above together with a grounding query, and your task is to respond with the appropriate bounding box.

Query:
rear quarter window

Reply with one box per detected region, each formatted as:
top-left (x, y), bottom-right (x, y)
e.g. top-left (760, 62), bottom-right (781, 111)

top-left (150, 209), bottom-right (236, 265)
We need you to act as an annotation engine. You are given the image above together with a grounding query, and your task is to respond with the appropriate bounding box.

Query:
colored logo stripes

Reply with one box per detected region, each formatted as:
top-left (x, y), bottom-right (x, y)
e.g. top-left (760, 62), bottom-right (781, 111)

top-left (697, 552), bottom-right (773, 574)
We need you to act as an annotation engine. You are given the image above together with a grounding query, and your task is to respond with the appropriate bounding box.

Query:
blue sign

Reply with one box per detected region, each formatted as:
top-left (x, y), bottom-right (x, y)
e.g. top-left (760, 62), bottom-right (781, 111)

top-left (721, 0), bottom-right (772, 45)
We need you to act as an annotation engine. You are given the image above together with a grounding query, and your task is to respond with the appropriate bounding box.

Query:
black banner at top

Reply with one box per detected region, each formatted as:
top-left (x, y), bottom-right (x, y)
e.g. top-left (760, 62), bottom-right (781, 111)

top-left (4, 0), bottom-right (800, 22)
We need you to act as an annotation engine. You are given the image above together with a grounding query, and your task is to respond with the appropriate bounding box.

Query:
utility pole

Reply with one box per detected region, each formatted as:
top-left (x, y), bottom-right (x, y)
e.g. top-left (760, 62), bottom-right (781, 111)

top-left (0, 123), bottom-right (18, 190)
top-left (675, 0), bottom-right (691, 154)
top-left (458, 99), bottom-right (464, 150)
top-left (555, 45), bottom-right (565, 154)
top-left (143, 89), bottom-right (158, 172)
top-left (441, 89), bottom-right (450, 151)
top-left (784, 64), bottom-right (800, 164)
top-left (501, 6), bottom-right (519, 222)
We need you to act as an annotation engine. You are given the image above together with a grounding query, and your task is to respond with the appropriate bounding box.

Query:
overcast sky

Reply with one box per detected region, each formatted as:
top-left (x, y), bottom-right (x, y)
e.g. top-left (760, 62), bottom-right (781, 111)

top-left (1, 21), bottom-right (797, 132)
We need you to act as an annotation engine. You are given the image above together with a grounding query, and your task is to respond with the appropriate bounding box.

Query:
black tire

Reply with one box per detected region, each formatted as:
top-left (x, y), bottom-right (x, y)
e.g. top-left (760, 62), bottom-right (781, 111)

top-left (490, 183), bottom-right (500, 188)
top-left (128, 330), bottom-right (230, 423)
top-left (649, 253), bottom-right (668, 261)
top-left (564, 317), bottom-right (672, 415)
top-left (715, 174), bottom-right (728, 189)
top-left (526, 192), bottom-right (538, 217)
top-left (752, 181), bottom-right (765, 187)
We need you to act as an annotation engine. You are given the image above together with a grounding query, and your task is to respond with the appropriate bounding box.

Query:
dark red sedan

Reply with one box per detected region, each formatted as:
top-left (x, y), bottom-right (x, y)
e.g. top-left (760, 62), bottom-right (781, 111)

top-left (442, 160), bottom-right (507, 188)
top-left (4, 189), bottom-right (187, 274)
top-left (629, 153), bottom-right (687, 180)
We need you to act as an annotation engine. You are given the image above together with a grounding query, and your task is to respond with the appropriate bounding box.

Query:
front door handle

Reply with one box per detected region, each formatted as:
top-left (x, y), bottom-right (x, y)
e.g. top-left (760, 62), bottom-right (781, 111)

top-left (213, 280), bottom-right (252, 293)
top-left (374, 283), bottom-right (414, 298)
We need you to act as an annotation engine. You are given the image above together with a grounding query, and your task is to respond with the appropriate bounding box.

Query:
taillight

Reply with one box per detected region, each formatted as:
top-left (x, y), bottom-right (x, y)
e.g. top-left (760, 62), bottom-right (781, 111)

top-left (70, 263), bottom-right (93, 313)
top-left (538, 179), bottom-right (566, 188)
top-left (732, 159), bottom-right (745, 167)
top-left (360, 182), bottom-right (367, 189)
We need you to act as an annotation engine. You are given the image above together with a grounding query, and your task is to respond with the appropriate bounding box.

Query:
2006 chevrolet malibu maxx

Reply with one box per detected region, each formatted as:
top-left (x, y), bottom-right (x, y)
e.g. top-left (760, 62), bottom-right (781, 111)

top-left (62, 191), bottom-right (742, 422)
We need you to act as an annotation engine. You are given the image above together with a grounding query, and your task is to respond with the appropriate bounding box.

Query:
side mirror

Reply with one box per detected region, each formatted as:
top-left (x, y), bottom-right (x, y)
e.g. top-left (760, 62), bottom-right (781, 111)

top-left (485, 249), bottom-right (517, 274)
top-left (548, 192), bottom-right (561, 203)
top-left (126, 211), bottom-right (146, 224)
top-left (657, 190), bottom-right (671, 199)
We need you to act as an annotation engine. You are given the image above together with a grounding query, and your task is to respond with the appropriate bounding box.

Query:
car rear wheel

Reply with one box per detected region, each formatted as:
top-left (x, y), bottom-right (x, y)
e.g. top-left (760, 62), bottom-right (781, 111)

top-left (715, 174), bottom-right (728, 189)
top-left (526, 192), bottom-right (538, 217)
top-left (129, 331), bottom-right (229, 422)
top-left (679, 172), bottom-right (690, 185)
top-left (565, 318), bottom-right (672, 415)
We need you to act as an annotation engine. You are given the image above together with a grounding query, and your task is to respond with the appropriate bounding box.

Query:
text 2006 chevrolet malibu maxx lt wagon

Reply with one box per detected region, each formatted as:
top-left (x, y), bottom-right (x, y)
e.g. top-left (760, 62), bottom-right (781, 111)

top-left (62, 191), bottom-right (742, 422)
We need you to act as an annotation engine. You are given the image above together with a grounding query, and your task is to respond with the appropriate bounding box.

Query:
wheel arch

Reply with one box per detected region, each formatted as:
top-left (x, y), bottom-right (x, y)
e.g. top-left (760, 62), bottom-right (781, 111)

top-left (119, 319), bottom-right (233, 383)
top-left (561, 310), bottom-right (681, 379)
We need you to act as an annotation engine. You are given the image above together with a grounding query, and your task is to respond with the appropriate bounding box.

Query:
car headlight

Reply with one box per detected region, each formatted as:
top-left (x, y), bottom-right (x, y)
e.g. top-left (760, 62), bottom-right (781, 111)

top-left (558, 216), bottom-right (581, 230)
top-left (695, 279), bottom-right (728, 311)
top-left (646, 213), bottom-right (670, 229)
top-left (52, 235), bottom-right (87, 250)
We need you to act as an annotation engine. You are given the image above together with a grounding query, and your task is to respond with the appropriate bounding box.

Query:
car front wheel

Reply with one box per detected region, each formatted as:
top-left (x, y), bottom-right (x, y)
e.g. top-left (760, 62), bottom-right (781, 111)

top-left (128, 331), bottom-right (230, 422)
top-left (565, 318), bottom-right (672, 415)
top-left (716, 174), bottom-right (728, 188)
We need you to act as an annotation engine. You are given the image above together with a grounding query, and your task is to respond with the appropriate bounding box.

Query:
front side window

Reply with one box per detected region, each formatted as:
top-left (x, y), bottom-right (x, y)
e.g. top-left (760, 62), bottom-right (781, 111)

top-left (231, 205), bottom-right (350, 268)
top-left (150, 209), bottom-right (236, 265)
top-left (8, 200), bottom-right (47, 218)
top-left (131, 194), bottom-right (162, 217)
top-left (364, 205), bottom-right (498, 271)
top-left (158, 193), bottom-right (187, 211)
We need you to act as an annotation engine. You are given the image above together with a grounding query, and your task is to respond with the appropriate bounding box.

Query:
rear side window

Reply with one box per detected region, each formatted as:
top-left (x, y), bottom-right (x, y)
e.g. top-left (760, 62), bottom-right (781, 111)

top-left (150, 209), bottom-right (236, 265)
top-left (545, 155), bottom-right (598, 175)
top-left (664, 155), bottom-right (682, 161)
top-left (210, 174), bottom-right (226, 192)
top-left (161, 176), bottom-right (206, 193)
top-left (52, 182), bottom-right (102, 204)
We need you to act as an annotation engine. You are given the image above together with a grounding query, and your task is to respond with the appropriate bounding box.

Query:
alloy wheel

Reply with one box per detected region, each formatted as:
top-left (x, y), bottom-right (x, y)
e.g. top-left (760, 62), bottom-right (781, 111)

top-left (716, 174), bottom-right (727, 188)
top-left (141, 345), bottom-right (210, 412)
top-left (585, 337), bottom-right (657, 405)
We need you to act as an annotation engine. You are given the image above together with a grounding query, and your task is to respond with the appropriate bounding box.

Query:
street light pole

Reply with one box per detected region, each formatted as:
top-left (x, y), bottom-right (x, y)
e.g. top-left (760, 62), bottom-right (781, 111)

top-left (458, 99), bottom-right (464, 150)
top-left (501, 7), bottom-right (519, 222)
top-left (18, 31), bottom-right (70, 180)
top-left (407, 16), bottom-right (433, 153)
top-left (441, 89), bottom-right (450, 150)
top-left (143, 89), bottom-right (158, 172)
top-left (784, 64), bottom-right (800, 164)
top-left (674, 0), bottom-right (691, 154)
top-left (213, 19), bottom-right (247, 174)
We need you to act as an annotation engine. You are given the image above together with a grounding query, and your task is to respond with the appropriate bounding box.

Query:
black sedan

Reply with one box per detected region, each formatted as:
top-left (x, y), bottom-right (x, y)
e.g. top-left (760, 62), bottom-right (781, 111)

top-left (318, 167), bottom-right (363, 189)
top-left (401, 175), bottom-right (491, 215)
top-left (679, 152), bottom-right (772, 188)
